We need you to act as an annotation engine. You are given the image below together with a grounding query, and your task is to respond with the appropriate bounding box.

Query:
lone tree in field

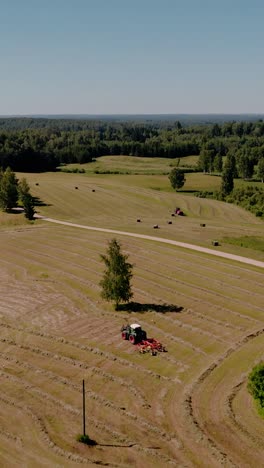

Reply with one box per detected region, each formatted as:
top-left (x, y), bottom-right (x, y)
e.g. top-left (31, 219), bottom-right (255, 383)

top-left (100, 238), bottom-right (133, 310)
top-left (169, 168), bottom-right (185, 191)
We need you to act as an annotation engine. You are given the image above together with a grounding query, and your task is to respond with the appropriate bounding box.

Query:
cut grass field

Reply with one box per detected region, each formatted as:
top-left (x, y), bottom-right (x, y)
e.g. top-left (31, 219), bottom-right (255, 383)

top-left (0, 166), bottom-right (263, 467)
top-left (61, 155), bottom-right (199, 175)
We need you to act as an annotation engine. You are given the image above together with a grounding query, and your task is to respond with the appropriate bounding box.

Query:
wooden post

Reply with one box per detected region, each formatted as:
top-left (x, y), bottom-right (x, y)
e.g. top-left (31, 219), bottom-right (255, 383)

top-left (82, 379), bottom-right (86, 436)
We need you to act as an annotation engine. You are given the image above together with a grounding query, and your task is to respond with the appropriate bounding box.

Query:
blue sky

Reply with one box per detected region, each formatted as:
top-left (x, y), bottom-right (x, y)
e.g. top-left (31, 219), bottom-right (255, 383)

top-left (1, 0), bottom-right (264, 114)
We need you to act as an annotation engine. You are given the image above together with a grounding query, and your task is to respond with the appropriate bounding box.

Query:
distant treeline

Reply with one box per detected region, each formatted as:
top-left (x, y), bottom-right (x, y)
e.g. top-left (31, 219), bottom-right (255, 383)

top-left (0, 118), bottom-right (264, 173)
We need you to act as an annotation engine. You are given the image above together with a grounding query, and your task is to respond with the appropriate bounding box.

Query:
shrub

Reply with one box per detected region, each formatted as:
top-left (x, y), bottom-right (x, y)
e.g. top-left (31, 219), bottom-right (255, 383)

top-left (248, 363), bottom-right (264, 411)
top-left (76, 434), bottom-right (97, 446)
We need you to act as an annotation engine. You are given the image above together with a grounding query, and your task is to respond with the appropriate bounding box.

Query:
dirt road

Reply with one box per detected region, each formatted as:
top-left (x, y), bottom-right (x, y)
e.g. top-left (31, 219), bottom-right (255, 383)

top-left (35, 216), bottom-right (264, 269)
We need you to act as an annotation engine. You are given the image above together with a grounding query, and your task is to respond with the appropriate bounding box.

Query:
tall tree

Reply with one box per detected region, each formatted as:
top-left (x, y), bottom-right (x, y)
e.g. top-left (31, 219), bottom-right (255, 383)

top-left (214, 153), bottom-right (223, 172)
top-left (18, 177), bottom-right (35, 220)
top-left (237, 151), bottom-right (254, 179)
top-left (23, 193), bottom-right (35, 220)
top-left (257, 158), bottom-right (264, 183)
top-left (169, 168), bottom-right (185, 191)
top-left (0, 167), bottom-right (18, 211)
top-left (221, 157), bottom-right (234, 196)
top-left (100, 239), bottom-right (133, 310)
top-left (18, 177), bottom-right (31, 204)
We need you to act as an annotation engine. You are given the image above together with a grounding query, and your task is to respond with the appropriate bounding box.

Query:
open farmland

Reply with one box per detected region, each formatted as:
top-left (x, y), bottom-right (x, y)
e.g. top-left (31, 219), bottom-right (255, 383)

top-left (63, 155), bottom-right (199, 175)
top-left (0, 170), bottom-right (264, 467)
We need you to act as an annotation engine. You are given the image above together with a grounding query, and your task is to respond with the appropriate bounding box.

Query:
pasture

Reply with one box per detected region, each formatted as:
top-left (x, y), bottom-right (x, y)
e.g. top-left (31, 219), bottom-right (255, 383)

top-left (0, 167), bottom-right (264, 467)
top-left (62, 155), bottom-right (199, 175)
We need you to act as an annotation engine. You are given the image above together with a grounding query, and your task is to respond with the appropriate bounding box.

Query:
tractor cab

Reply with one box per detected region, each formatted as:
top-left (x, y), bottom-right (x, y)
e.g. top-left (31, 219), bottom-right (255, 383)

top-left (121, 323), bottom-right (147, 344)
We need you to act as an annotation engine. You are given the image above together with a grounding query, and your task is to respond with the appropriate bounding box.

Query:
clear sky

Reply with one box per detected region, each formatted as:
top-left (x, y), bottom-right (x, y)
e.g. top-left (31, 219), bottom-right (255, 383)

top-left (1, 0), bottom-right (264, 115)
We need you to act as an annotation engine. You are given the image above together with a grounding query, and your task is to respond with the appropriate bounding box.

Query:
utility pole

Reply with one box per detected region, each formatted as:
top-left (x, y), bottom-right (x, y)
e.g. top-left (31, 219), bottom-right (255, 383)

top-left (82, 379), bottom-right (86, 437)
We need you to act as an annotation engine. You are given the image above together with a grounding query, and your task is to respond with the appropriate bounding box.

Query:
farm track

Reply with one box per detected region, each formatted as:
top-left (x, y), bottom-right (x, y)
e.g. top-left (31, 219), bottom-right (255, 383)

top-left (35, 216), bottom-right (264, 269)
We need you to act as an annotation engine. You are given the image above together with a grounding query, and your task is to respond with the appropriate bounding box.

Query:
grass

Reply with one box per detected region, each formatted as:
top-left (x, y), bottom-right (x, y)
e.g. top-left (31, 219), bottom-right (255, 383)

top-left (222, 235), bottom-right (264, 252)
top-left (60, 154), bottom-right (199, 175)
top-left (15, 170), bottom-right (263, 262)
top-left (0, 160), bottom-right (263, 467)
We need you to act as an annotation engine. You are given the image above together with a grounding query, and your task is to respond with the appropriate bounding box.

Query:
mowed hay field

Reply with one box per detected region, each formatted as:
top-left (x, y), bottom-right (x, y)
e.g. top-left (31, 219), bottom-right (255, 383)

top-left (0, 169), bottom-right (264, 467)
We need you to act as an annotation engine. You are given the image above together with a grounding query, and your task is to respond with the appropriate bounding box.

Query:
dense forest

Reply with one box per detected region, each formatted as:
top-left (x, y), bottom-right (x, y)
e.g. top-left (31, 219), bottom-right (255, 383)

top-left (0, 117), bottom-right (264, 180)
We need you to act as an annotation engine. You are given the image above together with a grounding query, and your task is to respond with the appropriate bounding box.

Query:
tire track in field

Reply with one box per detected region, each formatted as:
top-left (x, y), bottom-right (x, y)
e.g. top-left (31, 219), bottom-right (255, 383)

top-left (183, 327), bottom-right (264, 467)
top-left (184, 309), bottom-right (247, 331)
top-left (139, 265), bottom-right (264, 313)
top-left (133, 251), bottom-right (264, 301)
top-left (0, 428), bottom-right (22, 446)
top-left (135, 286), bottom-right (252, 336)
top-left (0, 350), bottom-right (149, 409)
top-left (1, 372), bottom-right (178, 466)
top-left (0, 322), bottom-right (174, 382)
top-left (134, 287), bottom-right (235, 351)
top-left (150, 309), bottom-right (229, 344)
top-left (30, 240), bottom-right (261, 319)
top-left (3, 245), bottom-right (102, 294)
top-left (226, 379), bottom-right (264, 448)
top-left (0, 366), bottom-right (171, 443)
top-left (134, 245), bottom-right (264, 288)
top-left (0, 353), bottom-right (153, 448)
top-left (136, 317), bottom-right (206, 356)
top-left (0, 338), bottom-right (182, 444)
top-left (135, 271), bottom-right (263, 326)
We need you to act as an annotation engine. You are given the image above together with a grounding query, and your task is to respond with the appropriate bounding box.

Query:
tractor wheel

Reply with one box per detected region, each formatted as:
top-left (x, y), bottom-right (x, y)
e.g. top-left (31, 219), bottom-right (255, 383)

top-left (129, 335), bottom-right (136, 344)
top-left (121, 332), bottom-right (128, 340)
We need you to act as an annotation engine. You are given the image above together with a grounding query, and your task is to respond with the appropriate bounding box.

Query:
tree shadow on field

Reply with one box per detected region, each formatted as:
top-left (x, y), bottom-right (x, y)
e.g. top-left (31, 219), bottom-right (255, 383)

top-left (32, 196), bottom-right (52, 207)
top-left (118, 302), bottom-right (183, 314)
top-left (180, 189), bottom-right (199, 194)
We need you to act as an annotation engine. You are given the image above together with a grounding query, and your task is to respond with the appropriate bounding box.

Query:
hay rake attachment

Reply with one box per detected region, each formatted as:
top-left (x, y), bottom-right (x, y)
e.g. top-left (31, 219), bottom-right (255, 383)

top-left (137, 338), bottom-right (167, 355)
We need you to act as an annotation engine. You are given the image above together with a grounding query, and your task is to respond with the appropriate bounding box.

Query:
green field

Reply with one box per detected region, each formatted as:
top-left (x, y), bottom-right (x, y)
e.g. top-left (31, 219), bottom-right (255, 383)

top-left (15, 170), bottom-right (264, 261)
top-left (0, 163), bottom-right (263, 467)
top-left (61, 155), bottom-right (199, 175)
